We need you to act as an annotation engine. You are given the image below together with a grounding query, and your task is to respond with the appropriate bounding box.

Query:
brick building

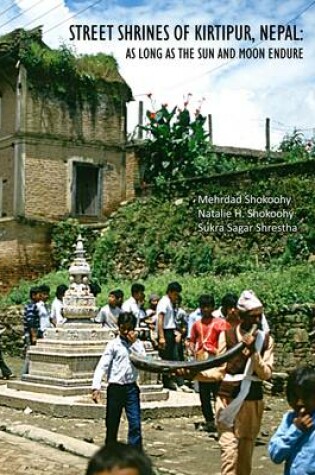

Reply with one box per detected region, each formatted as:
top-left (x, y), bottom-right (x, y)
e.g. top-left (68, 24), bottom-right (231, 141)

top-left (0, 27), bottom-right (137, 291)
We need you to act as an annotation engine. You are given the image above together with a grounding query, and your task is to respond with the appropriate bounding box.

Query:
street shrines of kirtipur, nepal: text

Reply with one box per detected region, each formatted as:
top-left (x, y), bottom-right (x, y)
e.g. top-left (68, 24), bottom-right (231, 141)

top-left (69, 24), bottom-right (303, 42)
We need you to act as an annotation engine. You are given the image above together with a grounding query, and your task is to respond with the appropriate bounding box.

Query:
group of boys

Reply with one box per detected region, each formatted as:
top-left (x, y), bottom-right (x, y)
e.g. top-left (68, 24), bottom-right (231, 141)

top-left (91, 281), bottom-right (278, 475)
top-left (15, 278), bottom-right (315, 475)
top-left (88, 365), bottom-right (315, 475)
top-left (22, 284), bottom-right (68, 373)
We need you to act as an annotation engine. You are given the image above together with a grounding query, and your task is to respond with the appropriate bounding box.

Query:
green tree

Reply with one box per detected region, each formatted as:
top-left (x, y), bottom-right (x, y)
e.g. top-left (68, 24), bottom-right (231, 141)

top-left (278, 128), bottom-right (315, 162)
top-left (139, 99), bottom-right (211, 194)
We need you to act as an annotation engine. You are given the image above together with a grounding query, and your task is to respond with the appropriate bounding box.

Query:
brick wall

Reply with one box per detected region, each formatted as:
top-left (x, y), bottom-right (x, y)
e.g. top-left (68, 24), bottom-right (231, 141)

top-left (0, 71), bottom-right (16, 137)
top-left (25, 91), bottom-right (126, 144)
top-left (24, 142), bottom-right (127, 219)
top-left (0, 71), bottom-right (16, 217)
top-left (25, 156), bottom-right (68, 219)
top-left (125, 149), bottom-right (139, 200)
top-left (0, 218), bottom-right (53, 294)
top-left (0, 139), bottom-right (14, 217)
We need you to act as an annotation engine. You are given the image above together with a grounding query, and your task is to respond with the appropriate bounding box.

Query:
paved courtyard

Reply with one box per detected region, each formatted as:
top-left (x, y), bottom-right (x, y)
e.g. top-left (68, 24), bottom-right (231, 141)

top-left (0, 431), bottom-right (87, 475)
top-left (0, 395), bottom-right (286, 475)
top-left (0, 356), bottom-right (287, 474)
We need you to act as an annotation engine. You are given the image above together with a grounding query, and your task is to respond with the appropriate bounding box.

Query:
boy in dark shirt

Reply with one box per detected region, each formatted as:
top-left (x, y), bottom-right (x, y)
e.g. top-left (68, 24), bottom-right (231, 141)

top-left (22, 286), bottom-right (41, 374)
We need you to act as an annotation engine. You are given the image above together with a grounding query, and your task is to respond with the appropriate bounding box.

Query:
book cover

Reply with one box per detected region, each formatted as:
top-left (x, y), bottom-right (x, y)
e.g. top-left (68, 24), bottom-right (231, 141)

top-left (0, 2), bottom-right (314, 474)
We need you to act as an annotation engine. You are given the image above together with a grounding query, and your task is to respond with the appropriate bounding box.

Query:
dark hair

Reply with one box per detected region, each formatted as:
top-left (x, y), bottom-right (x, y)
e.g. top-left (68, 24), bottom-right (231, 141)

top-left (38, 284), bottom-right (50, 293)
top-left (118, 312), bottom-right (137, 329)
top-left (30, 286), bottom-right (40, 298)
top-left (166, 281), bottom-right (182, 293)
top-left (198, 294), bottom-right (215, 308)
top-left (89, 282), bottom-right (101, 297)
top-left (114, 289), bottom-right (124, 300)
top-left (221, 293), bottom-right (238, 310)
top-left (56, 284), bottom-right (68, 299)
top-left (286, 366), bottom-right (315, 408)
top-left (131, 283), bottom-right (145, 295)
top-left (86, 442), bottom-right (154, 475)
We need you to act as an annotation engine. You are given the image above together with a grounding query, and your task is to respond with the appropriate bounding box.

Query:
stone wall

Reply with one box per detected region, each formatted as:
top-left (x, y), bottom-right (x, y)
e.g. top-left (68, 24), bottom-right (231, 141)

top-left (269, 304), bottom-right (315, 372)
top-left (0, 305), bottom-right (24, 355)
top-left (1, 304), bottom-right (314, 374)
top-left (25, 93), bottom-right (126, 144)
top-left (0, 218), bottom-right (53, 294)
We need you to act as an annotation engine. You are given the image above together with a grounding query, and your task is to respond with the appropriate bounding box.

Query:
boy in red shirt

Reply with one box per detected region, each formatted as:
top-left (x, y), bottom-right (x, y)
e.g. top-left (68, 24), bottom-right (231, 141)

top-left (190, 294), bottom-right (229, 432)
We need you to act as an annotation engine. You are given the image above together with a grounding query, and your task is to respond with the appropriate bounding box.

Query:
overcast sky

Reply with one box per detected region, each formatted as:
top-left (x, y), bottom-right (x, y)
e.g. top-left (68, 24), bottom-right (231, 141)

top-left (1, 0), bottom-right (314, 149)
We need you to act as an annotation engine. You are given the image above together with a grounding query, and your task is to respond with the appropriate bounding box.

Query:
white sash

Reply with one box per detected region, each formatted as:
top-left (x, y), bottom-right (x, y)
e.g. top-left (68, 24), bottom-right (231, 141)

top-left (218, 330), bottom-right (265, 428)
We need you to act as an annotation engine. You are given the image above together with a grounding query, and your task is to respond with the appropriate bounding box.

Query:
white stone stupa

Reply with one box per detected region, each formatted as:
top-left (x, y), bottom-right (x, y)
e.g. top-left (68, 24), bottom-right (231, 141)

top-left (9, 235), bottom-right (167, 404)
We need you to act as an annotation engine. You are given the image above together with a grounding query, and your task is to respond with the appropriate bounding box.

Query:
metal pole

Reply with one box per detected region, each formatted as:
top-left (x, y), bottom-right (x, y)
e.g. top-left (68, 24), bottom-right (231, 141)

top-left (208, 114), bottom-right (213, 144)
top-left (265, 117), bottom-right (270, 152)
top-left (138, 101), bottom-right (144, 140)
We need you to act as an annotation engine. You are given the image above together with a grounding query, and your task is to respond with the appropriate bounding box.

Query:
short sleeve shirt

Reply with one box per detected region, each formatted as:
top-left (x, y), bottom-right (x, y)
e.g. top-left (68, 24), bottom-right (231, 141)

top-left (156, 295), bottom-right (176, 329)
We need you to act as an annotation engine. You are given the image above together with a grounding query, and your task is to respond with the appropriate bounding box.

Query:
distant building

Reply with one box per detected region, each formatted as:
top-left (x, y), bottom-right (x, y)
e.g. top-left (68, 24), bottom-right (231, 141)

top-left (0, 26), bottom-right (135, 221)
top-left (0, 26), bottom-right (136, 291)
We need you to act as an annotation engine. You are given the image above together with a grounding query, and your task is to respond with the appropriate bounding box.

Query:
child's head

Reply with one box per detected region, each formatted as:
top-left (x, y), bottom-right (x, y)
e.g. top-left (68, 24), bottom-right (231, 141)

top-left (30, 286), bottom-right (40, 302)
top-left (166, 281), bottom-right (182, 304)
top-left (199, 294), bottom-right (215, 318)
top-left (108, 291), bottom-right (117, 308)
top-left (86, 442), bottom-right (154, 475)
top-left (118, 312), bottom-right (137, 337)
top-left (148, 293), bottom-right (160, 310)
top-left (286, 366), bottom-right (315, 414)
top-left (221, 293), bottom-right (239, 324)
top-left (114, 289), bottom-right (124, 307)
top-left (56, 284), bottom-right (68, 300)
top-left (38, 284), bottom-right (50, 302)
top-left (131, 283), bottom-right (145, 304)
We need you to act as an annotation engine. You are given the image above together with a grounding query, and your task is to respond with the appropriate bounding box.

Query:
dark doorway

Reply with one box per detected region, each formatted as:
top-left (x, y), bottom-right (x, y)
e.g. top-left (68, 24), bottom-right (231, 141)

top-left (73, 163), bottom-right (100, 216)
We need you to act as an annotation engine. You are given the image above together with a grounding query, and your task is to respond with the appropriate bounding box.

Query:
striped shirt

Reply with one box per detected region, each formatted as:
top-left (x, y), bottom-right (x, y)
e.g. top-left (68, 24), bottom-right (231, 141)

top-left (23, 300), bottom-right (40, 334)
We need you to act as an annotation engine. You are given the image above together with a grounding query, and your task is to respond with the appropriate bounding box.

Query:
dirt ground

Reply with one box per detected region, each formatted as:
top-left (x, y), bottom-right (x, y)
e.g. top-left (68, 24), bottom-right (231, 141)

top-left (0, 356), bottom-right (288, 475)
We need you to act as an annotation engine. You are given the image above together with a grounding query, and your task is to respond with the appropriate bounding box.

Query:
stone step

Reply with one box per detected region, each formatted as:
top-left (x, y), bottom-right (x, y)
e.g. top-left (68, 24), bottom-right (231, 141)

top-left (8, 379), bottom-right (168, 399)
top-left (0, 384), bottom-right (200, 419)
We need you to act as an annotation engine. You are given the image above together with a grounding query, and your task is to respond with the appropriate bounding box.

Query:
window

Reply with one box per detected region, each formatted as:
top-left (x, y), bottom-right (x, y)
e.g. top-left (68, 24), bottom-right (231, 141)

top-left (72, 163), bottom-right (101, 216)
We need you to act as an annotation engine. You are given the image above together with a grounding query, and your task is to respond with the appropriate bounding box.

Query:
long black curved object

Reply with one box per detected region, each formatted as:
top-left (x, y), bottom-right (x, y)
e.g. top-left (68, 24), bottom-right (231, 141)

top-left (130, 325), bottom-right (257, 374)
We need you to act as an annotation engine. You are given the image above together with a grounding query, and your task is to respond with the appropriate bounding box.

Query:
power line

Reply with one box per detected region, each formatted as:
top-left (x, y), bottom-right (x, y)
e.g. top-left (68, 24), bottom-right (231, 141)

top-left (20, 2), bottom-right (65, 31)
top-left (168, 0), bottom-right (315, 91)
top-left (0, 0), bottom-right (43, 29)
top-left (0, 1), bottom-right (21, 19)
top-left (43, 0), bottom-right (105, 35)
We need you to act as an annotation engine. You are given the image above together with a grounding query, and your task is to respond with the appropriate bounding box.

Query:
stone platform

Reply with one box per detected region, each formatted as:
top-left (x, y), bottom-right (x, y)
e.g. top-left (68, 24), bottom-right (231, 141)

top-left (0, 383), bottom-right (201, 419)
top-left (18, 323), bottom-right (165, 397)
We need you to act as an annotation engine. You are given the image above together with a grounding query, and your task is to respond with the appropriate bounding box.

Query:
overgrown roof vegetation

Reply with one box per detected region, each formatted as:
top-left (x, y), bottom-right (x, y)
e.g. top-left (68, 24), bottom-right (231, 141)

top-left (0, 27), bottom-right (132, 114)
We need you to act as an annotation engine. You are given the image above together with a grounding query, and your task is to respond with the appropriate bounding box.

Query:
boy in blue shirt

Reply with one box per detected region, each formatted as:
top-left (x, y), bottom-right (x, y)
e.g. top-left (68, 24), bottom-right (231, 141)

top-left (268, 366), bottom-right (315, 475)
top-left (92, 312), bottom-right (145, 449)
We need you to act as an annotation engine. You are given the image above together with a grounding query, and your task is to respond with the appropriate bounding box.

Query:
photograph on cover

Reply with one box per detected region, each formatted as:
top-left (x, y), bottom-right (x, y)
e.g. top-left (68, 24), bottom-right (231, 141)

top-left (0, 1), bottom-right (315, 474)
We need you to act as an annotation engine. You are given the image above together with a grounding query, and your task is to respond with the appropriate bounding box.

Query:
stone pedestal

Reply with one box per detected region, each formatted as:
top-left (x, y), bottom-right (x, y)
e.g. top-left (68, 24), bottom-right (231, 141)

top-left (9, 235), bottom-right (168, 404)
top-left (10, 323), bottom-right (168, 402)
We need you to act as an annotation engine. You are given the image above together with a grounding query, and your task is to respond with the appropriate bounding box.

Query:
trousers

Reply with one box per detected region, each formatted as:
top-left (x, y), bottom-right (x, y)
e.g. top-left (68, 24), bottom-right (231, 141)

top-left (158, 329), bottom-right (177, 388)
top-left (105, 382), bottom-right (142, 448)
top-left (216, 397), bottom-right (264, 475)
top-left (199, 381), bottom-right (220, 422)
top-left (0, 345), bottom-right (12, 378)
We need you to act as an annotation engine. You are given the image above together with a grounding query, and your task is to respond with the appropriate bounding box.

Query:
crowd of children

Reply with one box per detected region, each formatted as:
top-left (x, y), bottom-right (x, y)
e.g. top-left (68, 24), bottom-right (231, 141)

top-left (19, 280), bottom-right (315, 475)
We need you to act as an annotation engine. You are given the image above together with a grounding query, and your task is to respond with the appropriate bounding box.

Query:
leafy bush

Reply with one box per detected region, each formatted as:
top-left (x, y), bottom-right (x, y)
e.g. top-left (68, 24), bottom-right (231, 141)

top-left (278, 129), bottom-right (315, 162)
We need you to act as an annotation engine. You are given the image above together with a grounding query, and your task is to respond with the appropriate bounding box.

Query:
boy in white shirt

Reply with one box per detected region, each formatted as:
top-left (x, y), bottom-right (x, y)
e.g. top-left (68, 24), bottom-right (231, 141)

top-left (92, 312), bottom-right (145, 449)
